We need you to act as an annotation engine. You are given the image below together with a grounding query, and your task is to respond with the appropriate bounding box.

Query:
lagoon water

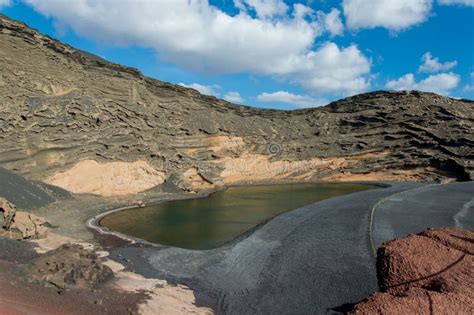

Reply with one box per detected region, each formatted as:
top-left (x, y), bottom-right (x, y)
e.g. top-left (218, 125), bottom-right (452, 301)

top-left (100, 183), bottom-right (377, 249)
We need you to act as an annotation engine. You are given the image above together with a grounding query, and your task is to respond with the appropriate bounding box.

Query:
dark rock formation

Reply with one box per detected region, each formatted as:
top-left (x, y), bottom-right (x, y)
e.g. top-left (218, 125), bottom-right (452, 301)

top-left (26, 243), bottom-right (114, 291)
top-left (0, 14), bottom-right (473, 193)
top-left (351, 228), bottom-right (474, 314)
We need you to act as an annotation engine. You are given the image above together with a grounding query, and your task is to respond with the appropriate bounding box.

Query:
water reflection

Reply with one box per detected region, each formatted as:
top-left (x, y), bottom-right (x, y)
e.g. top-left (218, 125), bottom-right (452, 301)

top-left (101, 183), bottom-right (377, 249)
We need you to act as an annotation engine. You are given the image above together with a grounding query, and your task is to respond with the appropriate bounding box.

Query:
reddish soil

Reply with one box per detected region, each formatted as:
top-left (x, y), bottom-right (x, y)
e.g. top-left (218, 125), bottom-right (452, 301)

top-left (351, 228), bottom-right (473, 314)
top-left (0, 237), bottom-right (148, 315)
top-left (0, 260), bottom-right (147, 315)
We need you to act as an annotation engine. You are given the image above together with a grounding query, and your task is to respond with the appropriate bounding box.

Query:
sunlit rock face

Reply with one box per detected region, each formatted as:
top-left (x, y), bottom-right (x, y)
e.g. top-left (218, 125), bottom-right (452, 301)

top-left (351, 228), bottom-right (474, 314)
top-left (46, 160), bottom-right (166, 196)
top-left (0, 15), bottom-right (473, 195)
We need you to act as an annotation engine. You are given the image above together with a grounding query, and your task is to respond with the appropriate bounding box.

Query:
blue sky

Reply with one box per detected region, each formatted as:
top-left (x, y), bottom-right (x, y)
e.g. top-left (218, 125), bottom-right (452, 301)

top-left (1, 0), bottom-right (473, 109)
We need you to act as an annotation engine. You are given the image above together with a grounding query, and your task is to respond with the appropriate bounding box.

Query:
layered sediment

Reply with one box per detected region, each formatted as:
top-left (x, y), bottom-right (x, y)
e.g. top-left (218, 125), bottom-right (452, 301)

top-left (0, 15), bottom-right (473, 196)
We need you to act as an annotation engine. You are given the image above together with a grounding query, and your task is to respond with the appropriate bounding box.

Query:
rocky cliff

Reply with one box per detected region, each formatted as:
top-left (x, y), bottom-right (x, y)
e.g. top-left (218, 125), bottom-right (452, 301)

top-left (1, 15), bottom-right (473, 195)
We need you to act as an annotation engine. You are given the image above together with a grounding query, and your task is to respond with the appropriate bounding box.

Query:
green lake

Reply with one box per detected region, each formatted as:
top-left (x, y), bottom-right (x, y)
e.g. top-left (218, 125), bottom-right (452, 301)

top-left (100, 183), bottom-right (378, 249)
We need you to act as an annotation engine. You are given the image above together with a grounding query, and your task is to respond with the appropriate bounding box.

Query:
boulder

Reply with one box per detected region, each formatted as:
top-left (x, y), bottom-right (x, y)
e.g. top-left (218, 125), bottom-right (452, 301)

top-left (0, 197), bottom-right (16, 229)
top-left (351, 228), bottom-right (473, 314)
top-left (0, 198), bottom-right (48, 239)
top-left (7, 211), bottom-right (48, 239)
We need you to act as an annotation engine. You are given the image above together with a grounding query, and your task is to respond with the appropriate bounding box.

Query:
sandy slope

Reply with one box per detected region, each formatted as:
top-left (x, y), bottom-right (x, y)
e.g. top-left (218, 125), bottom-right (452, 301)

top-left (47, 160), bottom-right (166, 196)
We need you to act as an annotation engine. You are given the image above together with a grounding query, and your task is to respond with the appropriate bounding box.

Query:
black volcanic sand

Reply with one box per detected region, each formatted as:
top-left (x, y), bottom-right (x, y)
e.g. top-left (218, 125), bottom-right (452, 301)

top-left (0, 167), bottom-right (59, 209)
top-left (372, 181), bottom-right (474, 248)
top-left (103, 181), bottom-right (474, 314)
top-left (1, 181), bottom-right (473, 314)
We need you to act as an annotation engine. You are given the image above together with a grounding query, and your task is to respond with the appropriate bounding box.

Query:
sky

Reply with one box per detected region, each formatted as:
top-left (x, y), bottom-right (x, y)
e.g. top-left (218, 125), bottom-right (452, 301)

top-left (1, 0), bottom-right (473, 110)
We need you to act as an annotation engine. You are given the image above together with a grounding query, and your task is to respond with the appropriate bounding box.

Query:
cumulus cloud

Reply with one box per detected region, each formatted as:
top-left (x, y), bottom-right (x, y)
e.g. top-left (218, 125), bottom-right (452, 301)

top-left (24, 0), bottom-right (371, 95)
top-left (0, 0), bottom-right (11, 7)
top-left (224, 91), bottom-right (245, 103)
top-left (24, 0), bottom-right (318, 75)
top-left (318, 8), bottom-right (344, 37)
top-left (417, 72), bottom-right (460, 94)
top-left (294, 42), bottom-right (371, 94)
top-left (234, 0), bottom-right (289, 19)
top-left (386, 72), bottom-right (460, 95)
top-left (343, 0), bottom-right (433, 31)
top-left (178, 82), bottom-right (220, 96)
top-left (256, 91), bottom-right (327, 108)
top-left (419, 52), bottom-right (457, 73)
top-left (438, 0), bottom-right (474, 6)
top-left (386, 73), bottom-right (417, 90)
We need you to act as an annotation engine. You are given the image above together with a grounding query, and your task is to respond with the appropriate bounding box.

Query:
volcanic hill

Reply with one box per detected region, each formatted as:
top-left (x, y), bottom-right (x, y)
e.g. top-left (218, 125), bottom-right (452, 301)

top-left (0, 15), bottom-right (473, 196)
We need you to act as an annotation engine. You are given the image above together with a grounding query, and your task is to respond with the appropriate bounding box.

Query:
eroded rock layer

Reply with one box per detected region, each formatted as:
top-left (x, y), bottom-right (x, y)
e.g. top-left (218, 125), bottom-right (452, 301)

top-left (1, 15), bottom-right (473, 195)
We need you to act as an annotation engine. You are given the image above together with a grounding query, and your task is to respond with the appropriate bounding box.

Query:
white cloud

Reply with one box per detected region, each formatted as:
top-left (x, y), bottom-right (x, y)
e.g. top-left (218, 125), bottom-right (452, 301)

top-left (386, 72), bottom-right (460, 95)
top-left (418, 72), bottom-right (460, 94)
top-left (294, 42), bottom-right (371, 94)
top-left (438, 0), bottom-right (474, 6)
top-left (178, 83), bottom-right (220, 96)
top-left (0, 0), bottom-right (11, 7)
top-left (224, 91), bottom-right (245, 103)
top-left (386, 73), bottom-right (417, 90)
top-left (318, 8), bottom-right (344, 37)
top-left (419, 52), bottom-right (457, 73)
top-left (234, 0), bottom-right (288, 19)
top-left (256, 91), bottom-right (327, 108)
top-left (24, 0), bottom-right (371, 95)
top-left (24, 0), bottom-right (318, 75)
top-left (343, 0), bottom-right (433, 31)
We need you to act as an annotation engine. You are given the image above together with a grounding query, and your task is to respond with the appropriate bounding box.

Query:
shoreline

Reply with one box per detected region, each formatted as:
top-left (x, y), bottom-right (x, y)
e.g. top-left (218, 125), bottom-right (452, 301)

top-left (99, 181), bottom-right (473, 314)
top-left (3, 180), bottom-right (472, 314)
top-left (104, 182), bottom-right (422, 313)
top-left (86, 180), bottom-right (390, 250)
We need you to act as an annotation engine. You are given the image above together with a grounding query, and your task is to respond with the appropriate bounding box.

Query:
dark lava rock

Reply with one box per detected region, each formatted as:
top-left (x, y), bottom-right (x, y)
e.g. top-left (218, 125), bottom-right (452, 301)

top-left (351, 228), bottom-right (474, 314)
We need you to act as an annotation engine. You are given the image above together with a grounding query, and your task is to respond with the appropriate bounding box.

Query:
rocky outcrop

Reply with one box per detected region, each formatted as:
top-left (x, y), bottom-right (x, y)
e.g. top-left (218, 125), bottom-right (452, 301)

top-left (26, 243), bottom-right (114, 290)
top-left (5, 211), bottom-right (48, 239)
top-left (351, 228), bottom-right (473, 314)
top-left (0, 15), bottom-right (473, 194)
top-left (0, 198), bottom-right (15, 229)
top-left (0, 198), bottom-right (48, 239)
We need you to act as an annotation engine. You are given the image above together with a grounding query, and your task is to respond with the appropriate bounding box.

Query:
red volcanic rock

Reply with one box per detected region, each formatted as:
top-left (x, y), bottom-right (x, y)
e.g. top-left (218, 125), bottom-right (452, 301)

top-left (351, 228), bottom-right (474, 314)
